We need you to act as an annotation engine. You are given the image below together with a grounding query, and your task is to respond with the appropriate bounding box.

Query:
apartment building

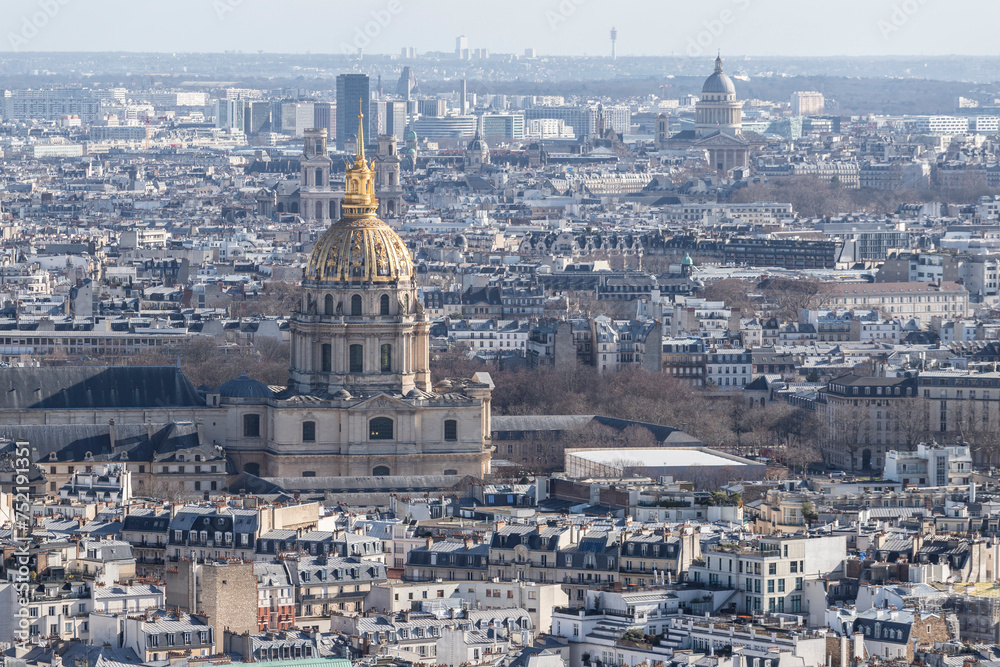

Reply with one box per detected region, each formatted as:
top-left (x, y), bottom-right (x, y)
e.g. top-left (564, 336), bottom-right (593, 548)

top-left (688, 534), bottom-right (847, 615)
top-left (824, 282), bottom-right (969, 326)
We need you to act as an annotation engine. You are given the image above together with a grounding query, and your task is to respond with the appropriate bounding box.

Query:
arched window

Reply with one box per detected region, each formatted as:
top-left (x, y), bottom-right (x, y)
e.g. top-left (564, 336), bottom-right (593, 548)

top-left (349, 344), bottom-right (364, 373)
top-left (244, 462), bottom-right (260, 476)
top-left (372, 465), bottom-right (390, 476)
top-left (324, 294), bottom-right (334, 315)
top-left (290, 202), bottom-right (299, 214)
top-left (315, 168), bottom-right (323, 186)
top-left (380, 294), bottom-right (390, 315)
top-left (380, 344), bottom-right (392, 373)
top-left (329, 200), bottom-right (337, 219)
top-left (351, 294), bottom-right (362, 316)
top-left (444, 419), bottom-right (457, 441)
top-left (316, 201), bottom-right (324, 219)
top-left (302, 421), bottom-right (316, 442)
top-left (369, 418), bottom-right (393, 440)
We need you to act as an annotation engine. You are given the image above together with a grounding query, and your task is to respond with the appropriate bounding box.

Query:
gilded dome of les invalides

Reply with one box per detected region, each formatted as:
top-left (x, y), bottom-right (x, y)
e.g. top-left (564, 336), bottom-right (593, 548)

top-left (304, 110), bottom-right (413, 284)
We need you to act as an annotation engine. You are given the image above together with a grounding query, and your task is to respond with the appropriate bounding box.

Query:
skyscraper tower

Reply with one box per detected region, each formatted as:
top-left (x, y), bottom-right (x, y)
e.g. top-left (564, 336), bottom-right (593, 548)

top-left (610, 26), bottom-right (617, 61)
top-left (335, 73), bottom-right (370, 151)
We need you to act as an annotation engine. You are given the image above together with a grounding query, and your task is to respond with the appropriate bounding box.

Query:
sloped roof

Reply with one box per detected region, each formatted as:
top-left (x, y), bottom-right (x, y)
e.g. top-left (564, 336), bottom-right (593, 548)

top-left (0, 422), bottom-right (203, 463)
top-left (0, 366), bottom-right (202, 409)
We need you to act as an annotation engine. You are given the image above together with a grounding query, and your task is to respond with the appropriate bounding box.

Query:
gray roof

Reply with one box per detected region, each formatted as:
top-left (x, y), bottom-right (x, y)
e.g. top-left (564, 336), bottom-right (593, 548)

top-left (218, 372), bottom-right (274, 398)
top-left (0, 422), bottom-right (203, 463)
top-left (0, 366), bottom-right (202, 409)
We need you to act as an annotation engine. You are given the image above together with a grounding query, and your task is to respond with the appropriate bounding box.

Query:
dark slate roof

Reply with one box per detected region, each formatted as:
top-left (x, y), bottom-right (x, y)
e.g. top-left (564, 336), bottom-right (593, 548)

top-left (852, 617), bottom-right (912, 644)
top-left (122, 510), bottom-right (170, 533)
top-left (0, 422), bottom-right (202, 463)
top-left (0, 366), bottom-right (203, 409)
top-left (218, 372), bottom-right (273, 399)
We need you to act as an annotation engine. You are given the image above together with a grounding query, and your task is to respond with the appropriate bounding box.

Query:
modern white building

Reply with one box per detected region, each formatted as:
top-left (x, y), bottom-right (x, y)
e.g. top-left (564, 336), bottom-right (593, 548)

top-left (688, 534), bottom-right (848, 615)
top-left (883, 443), bottom-right (973, 487)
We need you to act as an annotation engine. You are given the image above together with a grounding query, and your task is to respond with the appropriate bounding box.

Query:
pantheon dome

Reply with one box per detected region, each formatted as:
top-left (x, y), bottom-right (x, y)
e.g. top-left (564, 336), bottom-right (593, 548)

top-left (701, 55), bottom-right (737, 95)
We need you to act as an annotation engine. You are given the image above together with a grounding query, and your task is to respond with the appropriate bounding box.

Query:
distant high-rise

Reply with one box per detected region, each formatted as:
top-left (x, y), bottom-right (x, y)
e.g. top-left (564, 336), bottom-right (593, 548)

top-left (313, 101), bottom-right (334, 136)
top-left (335, 73), bottom-right (370, 150)
top-left (215, 99), bottom-right (245, 131)
top-left (244, 101), bottom-right (271, 135)
top-left (791, 91), bottom-right (825, 116)
top-left (386, 100), bottom-right (407, 141)
top-left (461, 80), bottom-right (468, 116)
top-left (419, 99), bottom-right (446, 118)
top-left (455, 35), bottom-right (469, 60)
top-left (610, 26), bottom-right (618, 61)
top-left (396, 66), bottom-right (419, 100)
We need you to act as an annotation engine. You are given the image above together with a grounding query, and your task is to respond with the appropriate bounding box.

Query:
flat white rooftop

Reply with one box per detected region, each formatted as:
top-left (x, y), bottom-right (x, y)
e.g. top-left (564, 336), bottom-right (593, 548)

top-left (567, 448), bottom-right (748, 467)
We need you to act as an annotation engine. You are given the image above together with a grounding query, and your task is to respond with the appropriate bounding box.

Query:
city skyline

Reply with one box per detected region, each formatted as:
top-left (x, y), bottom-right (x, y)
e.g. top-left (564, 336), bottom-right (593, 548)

top-left (0, 0), bottom-right (995, 58)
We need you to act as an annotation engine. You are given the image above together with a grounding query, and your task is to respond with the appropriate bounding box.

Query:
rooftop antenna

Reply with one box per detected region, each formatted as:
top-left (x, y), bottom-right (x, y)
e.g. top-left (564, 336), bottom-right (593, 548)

top-left (610, 27), bottom-right (618, 61)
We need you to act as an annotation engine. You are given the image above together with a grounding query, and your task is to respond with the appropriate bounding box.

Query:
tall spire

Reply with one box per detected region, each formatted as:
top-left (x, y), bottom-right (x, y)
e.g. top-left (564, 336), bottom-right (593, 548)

top-left (355, 98), bottom-right (366, 166)
top-left (715, 53), bottom-right (723, 73)
top-left (342, 98), bottom-right (378, 220)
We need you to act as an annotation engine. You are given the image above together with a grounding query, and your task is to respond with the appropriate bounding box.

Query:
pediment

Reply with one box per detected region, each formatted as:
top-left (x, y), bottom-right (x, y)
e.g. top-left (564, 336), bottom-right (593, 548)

top-left (695, 132), bottom-right (748, 148)
top-left (351, 393), bottom-right (414, 411)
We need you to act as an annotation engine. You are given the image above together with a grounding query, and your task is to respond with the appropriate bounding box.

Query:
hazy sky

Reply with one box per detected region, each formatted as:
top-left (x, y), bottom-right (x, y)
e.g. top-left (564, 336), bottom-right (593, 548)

top-left (1, 0), bottom-right (994, 57)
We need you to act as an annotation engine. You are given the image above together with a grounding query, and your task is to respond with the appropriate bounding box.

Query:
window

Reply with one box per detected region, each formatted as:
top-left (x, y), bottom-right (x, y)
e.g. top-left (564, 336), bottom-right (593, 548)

top-left (302, 421), bottom-right (316, 442)
top-left (380, 344), bottom-right (391, 372)
top-left (768, 562), bottom-right (776, 575)
top-left (322, 344), bottom-right (332, 372)
top-left (369, 417), bottom-right (393, 440)
top-left (243, 414), bottom-right (260, 438)
top-left (324, 294), bottom-right (334, 315)
top-left (380, 294), bottom-right (390, 315)
top-left (350, 344), bottom-right (363, 373)
top-left (444, 419), bottom-right (457, 441)
top-left (351, 294), bottom-right (362, 316)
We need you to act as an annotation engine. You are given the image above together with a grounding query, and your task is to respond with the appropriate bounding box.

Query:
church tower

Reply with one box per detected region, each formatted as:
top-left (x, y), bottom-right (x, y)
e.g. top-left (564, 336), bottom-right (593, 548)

top-left (375, 133), bottom-right (404, 218)
top-left (299, 128), bottom-right (340, 223)
top-left (290, 109), bottom-right (430, 397)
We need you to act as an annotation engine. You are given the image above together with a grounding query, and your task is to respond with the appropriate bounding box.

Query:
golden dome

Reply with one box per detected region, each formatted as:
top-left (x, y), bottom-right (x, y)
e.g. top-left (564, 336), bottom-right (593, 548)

top-left (304, 218), bottom-right (413, 283)
top-left (304, 107), bottom-right (414, 284)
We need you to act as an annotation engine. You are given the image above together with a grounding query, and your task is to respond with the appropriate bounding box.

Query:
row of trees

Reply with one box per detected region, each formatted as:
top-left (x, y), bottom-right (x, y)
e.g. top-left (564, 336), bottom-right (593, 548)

top-left (728, 173), bottom-right (994, 217)
top-left (58, 336), bottom-right (290, 388)
top-left (434, 348), bottom-right (823, 474)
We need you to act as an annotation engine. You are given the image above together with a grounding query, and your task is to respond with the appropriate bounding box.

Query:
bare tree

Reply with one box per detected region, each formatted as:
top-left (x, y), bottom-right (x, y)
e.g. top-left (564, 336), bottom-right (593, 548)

top-left (889, 397), bottom-right (930, 451)
top-left (953, 399), bottom-right (1000, 468)
top-left (824, 399), bottom-right (872, 472)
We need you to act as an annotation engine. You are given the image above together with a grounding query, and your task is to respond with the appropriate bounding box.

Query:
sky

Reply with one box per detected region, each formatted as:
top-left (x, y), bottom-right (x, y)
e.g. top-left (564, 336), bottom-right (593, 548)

top-left (0, 0), bottom-right (995, 57)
